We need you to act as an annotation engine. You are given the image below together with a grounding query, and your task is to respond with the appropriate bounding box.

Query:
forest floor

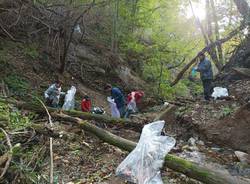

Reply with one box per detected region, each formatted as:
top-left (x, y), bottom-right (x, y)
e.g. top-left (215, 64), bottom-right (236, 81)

top-left (1, 40), bottom-right (250, 184)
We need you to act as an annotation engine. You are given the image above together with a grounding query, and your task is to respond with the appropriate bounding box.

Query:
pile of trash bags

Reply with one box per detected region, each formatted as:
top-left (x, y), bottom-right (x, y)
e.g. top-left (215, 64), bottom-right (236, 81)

top-left (116, 121), bottom-right (176, 184)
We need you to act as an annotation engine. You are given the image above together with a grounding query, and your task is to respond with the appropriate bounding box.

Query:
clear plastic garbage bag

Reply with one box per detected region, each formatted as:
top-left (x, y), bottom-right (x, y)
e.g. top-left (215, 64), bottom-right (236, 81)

top-left (62, 86), bottom-right (76, 110)
top-left (107, 96), bottom-right (120, 118)
top-left (212, 87), bottom-right (228, 99)
top-left (116, 121), bottom-right (176, 184)
top-left (127, 98), bottom-right (137, 113)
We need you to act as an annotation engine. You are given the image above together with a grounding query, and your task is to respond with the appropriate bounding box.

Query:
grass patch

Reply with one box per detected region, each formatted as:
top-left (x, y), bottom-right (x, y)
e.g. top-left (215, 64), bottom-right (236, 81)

top-left (4, 74), bottom-right (30, 96)
top-left (22, 43), bottom-right (39, 59)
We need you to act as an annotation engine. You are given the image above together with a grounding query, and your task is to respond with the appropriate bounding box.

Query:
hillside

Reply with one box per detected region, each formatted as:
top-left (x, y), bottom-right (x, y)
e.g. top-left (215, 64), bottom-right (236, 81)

top-left (0, 0), bottom-right (250, 184)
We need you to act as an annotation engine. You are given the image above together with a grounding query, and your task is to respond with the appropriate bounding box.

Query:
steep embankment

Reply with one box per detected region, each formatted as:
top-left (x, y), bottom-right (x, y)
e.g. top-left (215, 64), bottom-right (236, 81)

top-left (0, 38), bottom-right (147, 112)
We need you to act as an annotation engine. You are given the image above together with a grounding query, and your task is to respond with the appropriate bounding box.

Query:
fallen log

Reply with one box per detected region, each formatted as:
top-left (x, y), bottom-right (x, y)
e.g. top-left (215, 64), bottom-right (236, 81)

top-left (1, 98), bottom-right (247, 183)
top-left (53, 113), bottom-right (243, 184)
top-left (0, 98), bottom-right (143, 132)
top-left (233, 67), bottom-right (250, 78)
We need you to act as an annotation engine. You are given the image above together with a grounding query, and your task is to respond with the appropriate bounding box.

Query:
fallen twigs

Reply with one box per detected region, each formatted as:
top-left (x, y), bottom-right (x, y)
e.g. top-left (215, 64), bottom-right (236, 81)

top-left (0, 128), bottom-right (12, 179)
top-left (35, 98), bottom-right (54, 184)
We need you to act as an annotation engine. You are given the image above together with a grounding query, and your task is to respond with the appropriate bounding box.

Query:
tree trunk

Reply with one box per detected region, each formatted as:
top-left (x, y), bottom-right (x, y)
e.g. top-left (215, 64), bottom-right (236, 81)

top-left (111, 0), bottom-right (119, 53)
top-left (189, 0), bottom-right (222, 71)
top-left (210, 0), bottom-right (224, 65)
top-left (205, 0), bottom-right (222, 70)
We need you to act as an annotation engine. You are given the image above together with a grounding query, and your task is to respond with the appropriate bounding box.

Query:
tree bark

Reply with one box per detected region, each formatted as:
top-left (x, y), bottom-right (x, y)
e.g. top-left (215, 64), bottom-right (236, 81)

top-left (205, 0), bottom-right (222, 70)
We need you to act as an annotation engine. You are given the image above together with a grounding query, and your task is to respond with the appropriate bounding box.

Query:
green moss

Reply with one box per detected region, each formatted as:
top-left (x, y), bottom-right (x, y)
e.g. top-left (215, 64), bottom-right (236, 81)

top-left (165, 154), bottom-right (212, 180)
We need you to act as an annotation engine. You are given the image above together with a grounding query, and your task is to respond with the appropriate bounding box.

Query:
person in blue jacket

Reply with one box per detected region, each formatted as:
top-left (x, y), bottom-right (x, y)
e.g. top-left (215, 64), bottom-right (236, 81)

top-left (195, 53), bottom-right (213, 101)
top-left (104, 84), bottom-right (126, 117)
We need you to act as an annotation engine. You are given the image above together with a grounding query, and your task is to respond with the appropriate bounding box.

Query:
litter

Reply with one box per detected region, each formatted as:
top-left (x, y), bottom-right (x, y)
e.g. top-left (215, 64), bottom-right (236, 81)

top-left (74, 24), bottom-right (81, 33)
top-left (62, 86), bottom-right (76, 110)
top-left (212, 87), bottom-right (229, 99)
top-left (116, 121), bottom-right (176, 184)
top-left (107, 96), bottom-right (120, 118)
top-left (92, 107), bottom-right (105, 115)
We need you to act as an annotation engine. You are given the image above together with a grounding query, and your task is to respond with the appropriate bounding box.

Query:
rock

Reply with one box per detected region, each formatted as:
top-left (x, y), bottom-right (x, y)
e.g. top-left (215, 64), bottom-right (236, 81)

top-left (235, 151), bottom-right (250, 165)
top-left (181, 145), bottom-right (199, 152)
top-left (188, 137), bottom-right (196, 146)
top-left (189, 146), bottom-right (199, 152)
top-left (94, 67), bottom-right (106, 75)
top-left (211, 147), bottom-right (222, 152)
top-left (196, 140), bottom-right (205, 146)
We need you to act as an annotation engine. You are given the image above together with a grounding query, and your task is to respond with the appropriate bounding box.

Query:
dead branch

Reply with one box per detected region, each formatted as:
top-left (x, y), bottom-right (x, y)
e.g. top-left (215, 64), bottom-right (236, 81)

top-left (0, 128), bottom-right (12, 179)
top-left (0, 20), bottom-right (17, 41)
top-left (8, 4), bottom-right (23, 28)
top-left (35, 98), bottom-right (53, 184)
top-left (167, 57), bottom-right (186, 70)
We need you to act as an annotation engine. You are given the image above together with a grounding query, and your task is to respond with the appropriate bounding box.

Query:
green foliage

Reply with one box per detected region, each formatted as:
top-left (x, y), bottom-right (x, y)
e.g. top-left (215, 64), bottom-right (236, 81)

top-left (175, 106), bottom-right (191, 118)
top-left (11, 161), bottom-right (41, 183)
top-left (4, 74), bottom-right (29, 96)
top-left (22, 43), bottom-right (39, 59)
top-left (9, 111), bottom-right (31, 130)
top-left (219, 106), bottom-right (234, 119)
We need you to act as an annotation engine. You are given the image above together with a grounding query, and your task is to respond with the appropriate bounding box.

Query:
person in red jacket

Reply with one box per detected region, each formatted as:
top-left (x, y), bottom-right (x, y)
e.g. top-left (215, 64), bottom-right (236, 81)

top-left (125, 91), bottom-right (144, 118)
top-left (81, 95), bottom-right (92, 112)
top-left (127, 91), bottom-right (144, 104)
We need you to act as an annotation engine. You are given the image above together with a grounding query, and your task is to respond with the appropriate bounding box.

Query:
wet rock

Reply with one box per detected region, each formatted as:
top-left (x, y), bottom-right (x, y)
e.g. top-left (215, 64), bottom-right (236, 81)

top-left (235, 151), bottom-right (250, 165)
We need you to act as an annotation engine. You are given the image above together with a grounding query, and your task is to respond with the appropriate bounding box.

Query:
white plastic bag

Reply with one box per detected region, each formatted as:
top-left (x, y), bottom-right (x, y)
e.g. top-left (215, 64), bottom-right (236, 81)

top-left (74, 24), bottom-right (81, 33)
top-left (116, 121), bottom-right (176, 184)
top-left (212, 87), bottom-right (228, 99)
top-left (107, 97), bottom-right (120, 118)
top-left (62, 86), bottom-right (76, 110)
top-left (127, 98), bottom-right (137, 113)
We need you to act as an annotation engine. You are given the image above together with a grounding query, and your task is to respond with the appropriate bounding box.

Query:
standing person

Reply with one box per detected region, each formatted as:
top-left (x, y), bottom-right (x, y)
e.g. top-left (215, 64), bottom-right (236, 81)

top-left (81, 95), bottom-right (92, 112)
top-left (125, 91), bottom-right (144, 118)
top-left (104, 84), bottom-right (126, 118)
top-left (195, 53), bottom-right (213, 101)
top-left (44, 80), bottom-right (65, 108)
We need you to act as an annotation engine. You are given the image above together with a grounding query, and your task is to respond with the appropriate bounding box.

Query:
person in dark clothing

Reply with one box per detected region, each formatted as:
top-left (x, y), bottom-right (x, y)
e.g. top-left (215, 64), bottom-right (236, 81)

top-left (195, 53), bottom-right (213, 101)
top-left (104, 84), bottom-right (126, 117)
